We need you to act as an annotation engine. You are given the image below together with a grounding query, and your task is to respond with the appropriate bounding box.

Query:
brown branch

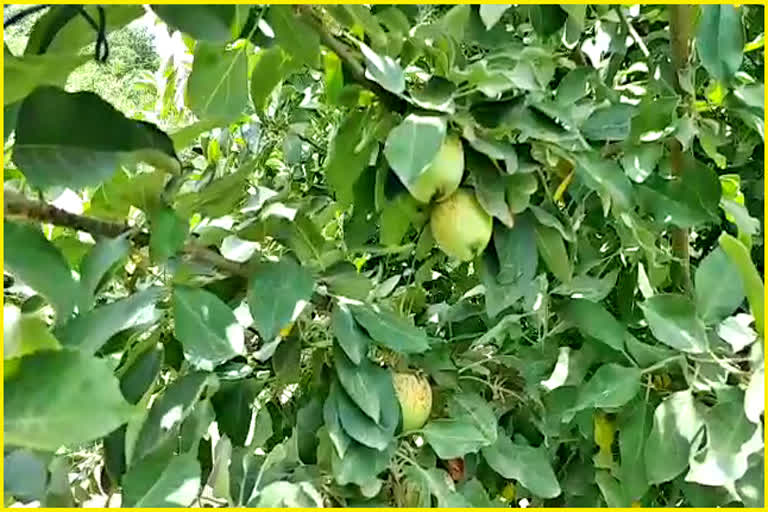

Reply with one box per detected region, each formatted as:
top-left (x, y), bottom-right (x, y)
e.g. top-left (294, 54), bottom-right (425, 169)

top-left (5, 190), bottom-right (130, 239)
top-left (295, 6), bottom-right (406, 113)
top-left (4, 189), bottom-right (250, 277)
top-left (668, 5), bottom-right (693, 294)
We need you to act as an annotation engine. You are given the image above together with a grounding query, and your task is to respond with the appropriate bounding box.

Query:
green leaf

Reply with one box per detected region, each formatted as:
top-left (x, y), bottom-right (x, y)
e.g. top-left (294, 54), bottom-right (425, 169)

top-left (323, 51), bottom-right (344, 105)
top-left (719, 233), bottom-right (764, 339)
top-left (119, 343), bottom-right (164, 405)
top-left (252, 481), bottom-right (324, 508)
top-left (561, 299), bottom-right (625, 353)
top-left (268, 5), bottom-right (319, 67)
top-left (556, 67), bottom-right (591, 105)
top-left (335, 376), bottom-right (397, 451)
top-left (695, 247), bottom-right (745, 325)
top-left (4, 306), bottom-right (61, 360)
top-left (56, 288), bottom-right (162, 355)
top-left (552, 269), bottom-right (619, 303)
top-left (620, 143), bottom-right (662, 183)
top-left (469, 150), bottom-right (514, 227)
top-left (412, 465), bottom-right (472, 508)
top-left (150, 5), bottom-right (244, 42)
top-left (360, 42), bottom-right (405, 94)
top-left (696, 5), bottom-right (744, 82)
top-left (5, 220), bottom-right (78, 323)
top-left (90, 169), bottom-right (166, 220)
top-left (324, 384), bottom-right (352, 458)
top-left (211, 380), bottom-right (260, 447)
top-left (251, 405), bottom-right (274, 448)
top-left (493, 213), bottom-right (537, 285)
top-left (132, 372), bottom-right (216, 462)
top-left (423, 392), bottom-right (497, 458)
top-left (187, 42), bottom-right (248, 123)
top-left (571, 151), bottom-right (634, 212)
top-left (595, 470), bottom-right (630, 507)
top-left (13, 87), bottom-right (179, 190)
top-left (173, 286), bottom-right (245, 370)
top-left (423, 419), bottom-right (493, 459)
top-left (324, 110), bottom-right (376, 206)
top-left (582, 104), bottom-right (635, 141)
top-left (4, 449), bottom-right (49, 502)
top-left (640, 294), bottom-right (708, 354)
top-left (122, 450), bottom-right (201, 507)
top-left (384, 114), bottom-right (446, 189)
top-left (617, 400), bottom-right (651, 500)
top-left (350, 304), bottom-right (430, 354)
top-left (637, 158), bottom-right (721, 228)
top-left (644, 390), bottom-right (705, 484)
top-left (150, 206), bottom-right (188, 264)
top-left (534, 223), bottom-right (572, 283)
top-left (272, 335), bottom-right (301, 384)
top-left (736, 460), bottom-right (764, 507)
top-left (571, 364), bottom-right (642, 412)
top-left (527, 5), bottom-right (567, 38)
top-left (344, 6), bottom-right (388, 51)
top-left (333, 346), bottom-right (381, 422)
top-left (247, 258), bottom-right (314, 341)
top-left (79, 234), bottom-right (131, 311)
top-left (481, 429), bottom-right (562, 499)
top-left (478, 5), bottom-right (510, 30)
top-left (685, 396), bottom-right (761, 486)
top-left (331, 304), bottom-right (371, 365)
top-left (4, 52), bottom-right (88, 105)
top-left (250, 47), bottom-right (293, 112)
top-left (5, 349), bottom-right (134, 451)
top-left (331, 440), bottom-right (394, 487)
top-left (175, 163), bottom-right (253, 218)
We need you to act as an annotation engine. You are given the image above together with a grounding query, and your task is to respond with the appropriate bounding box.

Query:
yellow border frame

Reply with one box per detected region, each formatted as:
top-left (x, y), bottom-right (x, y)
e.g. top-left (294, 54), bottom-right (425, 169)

top-left (0, 1), bottom-right (765, 510)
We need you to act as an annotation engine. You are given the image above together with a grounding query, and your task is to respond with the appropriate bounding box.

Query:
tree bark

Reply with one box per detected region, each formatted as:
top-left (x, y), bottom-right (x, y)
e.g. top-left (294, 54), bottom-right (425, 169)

top-left (668, 5), bottom-right (694, 293)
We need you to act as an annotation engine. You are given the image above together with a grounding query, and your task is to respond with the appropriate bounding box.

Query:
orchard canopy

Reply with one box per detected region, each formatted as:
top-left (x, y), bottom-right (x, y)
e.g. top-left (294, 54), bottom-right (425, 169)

top-left (3, 4), bottom-right (766, 508)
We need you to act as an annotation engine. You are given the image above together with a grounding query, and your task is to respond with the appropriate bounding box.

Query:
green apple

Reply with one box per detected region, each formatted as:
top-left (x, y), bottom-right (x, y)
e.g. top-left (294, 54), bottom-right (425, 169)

top-left (407, 135), bottom-right (464, 204)
top-left (430, 188), bottom-right (493, 261)
top-left (392, 372), bottom-right (432, 432)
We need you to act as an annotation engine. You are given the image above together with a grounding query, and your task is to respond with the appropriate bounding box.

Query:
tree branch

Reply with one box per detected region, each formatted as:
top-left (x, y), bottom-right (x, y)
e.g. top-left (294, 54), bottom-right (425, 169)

top-left (668, 5), bottom-right (693, 294)
top-left (295, 6), bottom-right (406, 113)
top-left (4, 189), bottom-right (250, 278)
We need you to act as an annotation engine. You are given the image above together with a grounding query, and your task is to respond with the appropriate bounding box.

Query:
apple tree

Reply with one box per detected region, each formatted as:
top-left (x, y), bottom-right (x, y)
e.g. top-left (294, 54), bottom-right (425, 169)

top-left (4, 4), bottom-right (765, 507)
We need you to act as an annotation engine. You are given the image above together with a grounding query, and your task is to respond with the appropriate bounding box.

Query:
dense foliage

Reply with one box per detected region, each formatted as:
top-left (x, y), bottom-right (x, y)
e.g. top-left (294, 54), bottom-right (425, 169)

top-left (3, 4), bottom-right (765, 507)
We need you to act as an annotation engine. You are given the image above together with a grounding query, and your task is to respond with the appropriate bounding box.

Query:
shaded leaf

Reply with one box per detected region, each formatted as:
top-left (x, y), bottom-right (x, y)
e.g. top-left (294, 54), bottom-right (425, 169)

top-left (644, 390), bottom-right (705, 484)
top-left (132, 372), bottom-right (216, 462)
top-left (247, 258), bottom-right (314, 341)
top-left (122, 450), bottom-right (201, 507)
top-left (695, 247), bottom-right (745, 325)
top-left (350, 304), bottom-right (430, 354)
top-left (571, 364), bottom-right (642, 412)
top-left (173, 286), bottom-right (245, 370)
top-left (696, 5), bottom-right (744, 82)
top-left (13, 87), bottom-right (179, 190)
top-left (187, 42), bottom-right (248, 123)
top-left (640, 294), bottom-right (708, 354)
top-left (5, 349), bottom-right (134, 451)
top-left (384, 114), bottom-right (446, 188)
top-left (5, 220), bottom-right (78, 323)
top-left (56, 287), bottom-right (162, 355)
top-left (481, 429), bottom-right (561, 498)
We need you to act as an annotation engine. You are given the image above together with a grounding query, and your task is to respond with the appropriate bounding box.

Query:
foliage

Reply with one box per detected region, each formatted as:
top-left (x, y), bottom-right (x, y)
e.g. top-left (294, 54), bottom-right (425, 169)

top-left (3, 4), bottom-right (765, 508)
